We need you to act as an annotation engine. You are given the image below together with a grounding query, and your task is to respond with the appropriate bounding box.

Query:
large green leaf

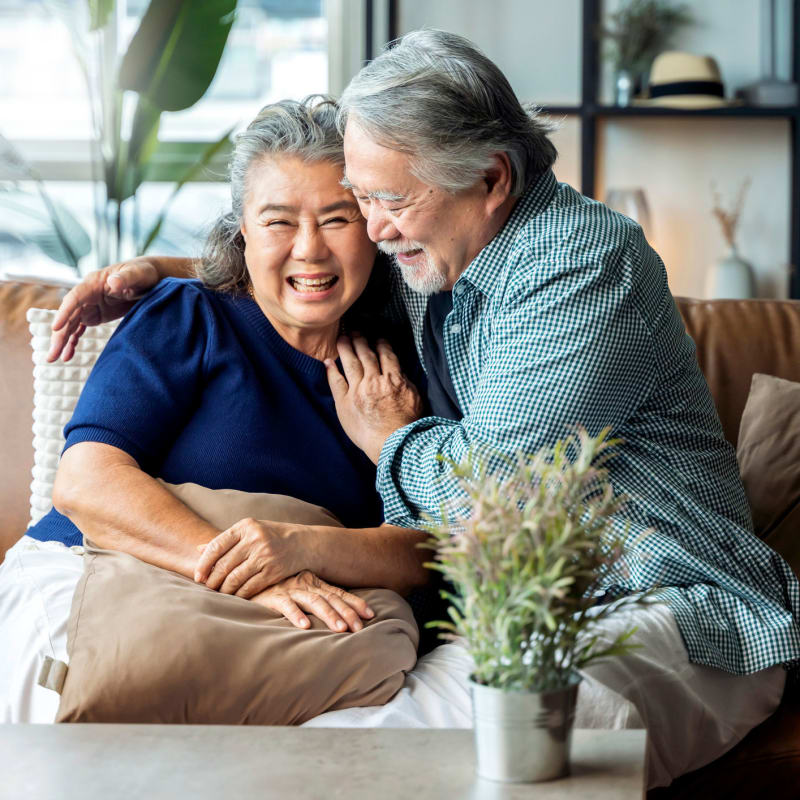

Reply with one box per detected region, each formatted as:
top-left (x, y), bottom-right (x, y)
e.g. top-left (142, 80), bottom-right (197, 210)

top-left (0, 186), bottom-right (91, 268)
top-left (88, 0), bottom-right (114, 31)
top-left (109, 95), bottom-right (162, 203)
top-left (139, 126), bottom-right (234, 253)
top-left (118, 0), bottom-right (237, 112)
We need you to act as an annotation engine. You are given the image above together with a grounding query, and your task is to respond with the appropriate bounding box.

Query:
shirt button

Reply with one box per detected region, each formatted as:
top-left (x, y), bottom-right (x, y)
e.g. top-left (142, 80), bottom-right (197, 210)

top-left (454, 284), bottom-right (465, 295)
top-left (450, 324), bottom-right (462, 334)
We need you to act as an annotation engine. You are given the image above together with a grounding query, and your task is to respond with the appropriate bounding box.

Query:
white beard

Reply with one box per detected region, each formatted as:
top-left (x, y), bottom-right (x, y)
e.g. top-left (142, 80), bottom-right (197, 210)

top-left (377, 239), bottom-right (448, 295)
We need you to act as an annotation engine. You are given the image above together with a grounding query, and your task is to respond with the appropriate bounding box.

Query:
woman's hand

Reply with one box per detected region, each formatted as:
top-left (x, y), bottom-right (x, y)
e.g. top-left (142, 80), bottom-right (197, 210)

top-left (250, 570), bottom-right (375, 632)
top-left (325, 334), bottom-right (424, 464)
top-left (48, 257), bottom-right (161, 362)
top-left (194, 517), bottom-right (310, 598)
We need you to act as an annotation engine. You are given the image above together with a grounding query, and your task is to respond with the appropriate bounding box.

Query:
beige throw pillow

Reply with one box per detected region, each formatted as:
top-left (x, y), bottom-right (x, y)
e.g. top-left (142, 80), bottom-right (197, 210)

top-left (736, 373), bottom-right (800, 577)
top-left (56, 484), bottom-right (419, 724)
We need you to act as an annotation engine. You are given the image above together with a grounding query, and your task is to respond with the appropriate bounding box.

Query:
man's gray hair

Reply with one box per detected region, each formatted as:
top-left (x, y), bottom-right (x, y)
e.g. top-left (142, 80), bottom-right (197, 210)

top-left (338, 29), bottom-right (557, 196)
top-left (198, 95), bottom-right (343, 293)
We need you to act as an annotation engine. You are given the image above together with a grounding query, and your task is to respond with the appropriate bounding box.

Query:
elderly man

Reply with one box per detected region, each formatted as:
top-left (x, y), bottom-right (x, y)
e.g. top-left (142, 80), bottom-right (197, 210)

top-left (48, 30), bottom-right (798, 789)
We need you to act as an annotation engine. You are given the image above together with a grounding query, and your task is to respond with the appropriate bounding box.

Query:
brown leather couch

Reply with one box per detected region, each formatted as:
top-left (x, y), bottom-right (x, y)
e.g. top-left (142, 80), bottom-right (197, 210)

top-left (1, 280), bottom-right (799, 795)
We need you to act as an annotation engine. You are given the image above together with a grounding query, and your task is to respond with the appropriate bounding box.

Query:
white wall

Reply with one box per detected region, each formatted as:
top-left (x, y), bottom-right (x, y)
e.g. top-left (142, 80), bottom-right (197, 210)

top-left (396, 0), bottom-right (795, 298)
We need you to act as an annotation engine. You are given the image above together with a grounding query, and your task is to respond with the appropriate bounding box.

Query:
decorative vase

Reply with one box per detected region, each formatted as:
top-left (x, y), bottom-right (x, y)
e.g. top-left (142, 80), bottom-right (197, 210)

top-left (615, 69), bottom-right (634, 106)
top-left (705, 246), bottom-right (755, 299)
top-left (470, 673), bottom-right (581, 783)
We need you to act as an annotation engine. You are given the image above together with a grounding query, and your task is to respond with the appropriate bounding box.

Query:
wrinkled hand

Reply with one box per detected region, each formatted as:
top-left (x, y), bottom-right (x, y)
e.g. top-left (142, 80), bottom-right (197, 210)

top-left (325, 335), bottom-right (424, 464)
top-left (48, 257), bottom-right (160, 362)
top-left (194, 517), bottom-right (308, 599)
top-left (250, 570), bottom-right (375, 632)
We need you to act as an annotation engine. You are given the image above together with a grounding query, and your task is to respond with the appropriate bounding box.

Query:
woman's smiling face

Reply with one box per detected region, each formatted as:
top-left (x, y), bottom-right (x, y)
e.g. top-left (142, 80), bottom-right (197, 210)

top-left (240, 155), bottom-right (376, 356)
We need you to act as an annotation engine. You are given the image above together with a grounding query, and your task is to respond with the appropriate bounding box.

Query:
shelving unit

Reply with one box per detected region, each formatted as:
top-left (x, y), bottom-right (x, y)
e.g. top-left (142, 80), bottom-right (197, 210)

top-left (380, 0), bottom-right (800, 299)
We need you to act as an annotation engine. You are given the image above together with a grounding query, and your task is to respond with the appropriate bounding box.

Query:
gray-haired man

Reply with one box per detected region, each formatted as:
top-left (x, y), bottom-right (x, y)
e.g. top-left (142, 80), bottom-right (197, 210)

top-left (49, 29), bottom-right (798, 790)
top-left (323, 29), bottom-right (798, 788)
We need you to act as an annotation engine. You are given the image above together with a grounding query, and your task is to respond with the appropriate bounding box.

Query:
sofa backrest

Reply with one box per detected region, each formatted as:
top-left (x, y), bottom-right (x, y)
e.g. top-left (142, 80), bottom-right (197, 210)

top-left (0, 282), bottom-right (63, 559)
top-left (1, 286), bottom-right (799, 562)
top-left (675, 297), bottom-right (800, 448)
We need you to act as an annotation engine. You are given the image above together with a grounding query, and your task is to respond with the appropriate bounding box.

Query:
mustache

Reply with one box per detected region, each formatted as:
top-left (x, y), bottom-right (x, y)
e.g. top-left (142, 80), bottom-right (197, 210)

top-left (376, 239), bottom-right (426, 256)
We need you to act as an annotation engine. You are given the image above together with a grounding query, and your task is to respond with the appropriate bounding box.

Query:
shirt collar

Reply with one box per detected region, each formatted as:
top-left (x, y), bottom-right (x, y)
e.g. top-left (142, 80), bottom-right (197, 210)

top-left (456, 168), bottom-right (558, 299)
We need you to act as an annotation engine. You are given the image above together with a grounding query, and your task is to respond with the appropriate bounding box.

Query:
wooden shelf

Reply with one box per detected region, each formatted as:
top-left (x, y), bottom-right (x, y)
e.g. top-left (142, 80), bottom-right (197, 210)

top-left (590, 105), bottom-right (799, 118)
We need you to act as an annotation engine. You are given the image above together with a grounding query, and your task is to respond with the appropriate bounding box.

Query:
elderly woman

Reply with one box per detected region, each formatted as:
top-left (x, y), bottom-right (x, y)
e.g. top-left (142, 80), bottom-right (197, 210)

top-left (1, 96), bottom-right (434, 723)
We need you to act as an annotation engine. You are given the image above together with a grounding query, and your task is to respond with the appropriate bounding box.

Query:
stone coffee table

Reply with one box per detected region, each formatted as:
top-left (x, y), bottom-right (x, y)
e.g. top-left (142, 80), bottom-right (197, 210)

top-left (0, 725), bottom-right (646, 799)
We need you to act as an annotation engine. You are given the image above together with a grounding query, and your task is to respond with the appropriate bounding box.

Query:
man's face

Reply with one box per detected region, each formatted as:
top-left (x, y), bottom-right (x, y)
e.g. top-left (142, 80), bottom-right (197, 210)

top-left (343, 120), bottom-right (488, 294)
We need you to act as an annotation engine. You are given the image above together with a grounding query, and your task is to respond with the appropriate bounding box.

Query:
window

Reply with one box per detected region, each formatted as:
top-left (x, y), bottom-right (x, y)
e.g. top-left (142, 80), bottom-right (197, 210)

top-left (0, 0), bottom-right (361, 281)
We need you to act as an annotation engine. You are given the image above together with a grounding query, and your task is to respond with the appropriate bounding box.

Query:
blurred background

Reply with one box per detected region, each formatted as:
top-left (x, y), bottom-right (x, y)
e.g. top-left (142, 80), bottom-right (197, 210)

top-left (0, 0), bottom-right (797, 299)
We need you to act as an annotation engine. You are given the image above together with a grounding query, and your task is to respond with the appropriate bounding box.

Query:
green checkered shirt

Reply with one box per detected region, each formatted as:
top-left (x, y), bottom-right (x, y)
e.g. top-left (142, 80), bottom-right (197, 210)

top-left (377, 168), bottom-right (800, 675)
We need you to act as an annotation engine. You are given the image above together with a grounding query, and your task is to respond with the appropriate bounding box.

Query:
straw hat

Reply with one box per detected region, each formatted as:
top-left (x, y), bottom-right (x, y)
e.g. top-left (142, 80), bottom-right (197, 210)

top-left (635, 51), bottom-right (740, 108)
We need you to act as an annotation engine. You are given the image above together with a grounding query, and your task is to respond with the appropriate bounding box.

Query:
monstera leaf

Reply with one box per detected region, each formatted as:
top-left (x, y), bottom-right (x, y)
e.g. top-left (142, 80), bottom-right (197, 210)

top-left (108, 0), bottom-right (236, 203)
top-left (119, 0), bottom-right (237, 112)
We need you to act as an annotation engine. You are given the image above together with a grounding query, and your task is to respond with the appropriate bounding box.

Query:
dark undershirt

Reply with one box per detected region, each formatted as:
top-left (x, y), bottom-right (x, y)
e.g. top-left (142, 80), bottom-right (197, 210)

top-left (421, 291), bottom-right (463, 420)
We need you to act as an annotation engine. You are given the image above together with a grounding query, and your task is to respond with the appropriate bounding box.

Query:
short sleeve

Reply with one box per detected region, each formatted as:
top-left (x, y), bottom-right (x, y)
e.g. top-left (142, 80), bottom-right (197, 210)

top-left (63, 279), bottom-right (214, 471)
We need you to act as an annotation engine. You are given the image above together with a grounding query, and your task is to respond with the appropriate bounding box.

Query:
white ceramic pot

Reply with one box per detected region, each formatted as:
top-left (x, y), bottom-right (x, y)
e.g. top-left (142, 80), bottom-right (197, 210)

top-left (469, 673), bottom-right (581, 783)
top-left (705, 247), bottom-right (755, 299)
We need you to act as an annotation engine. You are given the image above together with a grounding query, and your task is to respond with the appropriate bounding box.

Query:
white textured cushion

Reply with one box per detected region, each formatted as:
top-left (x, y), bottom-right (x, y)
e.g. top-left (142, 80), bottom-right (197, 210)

top-left (26, 309), bottom-right (119, 527)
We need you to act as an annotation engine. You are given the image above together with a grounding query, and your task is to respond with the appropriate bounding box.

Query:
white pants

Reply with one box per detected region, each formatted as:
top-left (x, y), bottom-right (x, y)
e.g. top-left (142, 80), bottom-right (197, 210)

top-left (0, 536), bottom-right (787, 789)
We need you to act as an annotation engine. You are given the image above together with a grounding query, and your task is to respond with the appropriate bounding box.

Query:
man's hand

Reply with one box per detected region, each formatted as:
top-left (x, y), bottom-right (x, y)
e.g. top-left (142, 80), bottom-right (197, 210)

top-left (250, 570), bottom-right (375, 632)
top-left (325, 334), bottom-right (424, 464)
top-left (48, 257), bottom-right (161, 362)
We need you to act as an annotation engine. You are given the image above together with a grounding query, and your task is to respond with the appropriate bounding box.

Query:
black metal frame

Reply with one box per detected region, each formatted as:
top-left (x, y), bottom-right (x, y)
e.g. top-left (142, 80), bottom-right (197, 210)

top-left (571, 0), bottom-right (800, 299)
top-left (374, 0), bottom-right (800, 297)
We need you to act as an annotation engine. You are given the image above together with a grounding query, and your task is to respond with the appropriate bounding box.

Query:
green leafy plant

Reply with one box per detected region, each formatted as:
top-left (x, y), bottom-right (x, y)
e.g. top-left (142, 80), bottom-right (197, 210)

top-left (600, 0), bottom-right (693, 80)
top-left (424, 427), bottom-right (654, 693)
top-left (0, 0), bottom-right (237, 272)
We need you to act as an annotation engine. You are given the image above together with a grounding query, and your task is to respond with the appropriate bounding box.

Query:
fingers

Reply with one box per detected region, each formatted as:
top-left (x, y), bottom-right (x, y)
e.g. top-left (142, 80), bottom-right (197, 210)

top-left (328, 586), bottom-right (375, 620)
top-left (376, 339), bottom-right (402, 378)
top-left (194, 528), bottom-right (241, 583)
top-left (326, 593), bottom-right (365, 632)
top-left (218, 557), bottom-right (262, 595)
top-left (266, 595), bottom-right (311, 629)
top-left (254, 574), bottom-right (375, 632)
top-left (295, 590), bottom-right (350, 632)
top-left (234, 571), bottom-right (270, 600)
top-left (105, 265), bottom-right (151, 302)
top-left (48, 318), bottom-right (85, 363)
top-left (351, 334), bottom-right (381, 378)
top-left (324, 358), bottom-right (349, 402)
top-left (50, 275), bottom-right (101, 333)
top-left (336, 335), bottom-right (364, 383)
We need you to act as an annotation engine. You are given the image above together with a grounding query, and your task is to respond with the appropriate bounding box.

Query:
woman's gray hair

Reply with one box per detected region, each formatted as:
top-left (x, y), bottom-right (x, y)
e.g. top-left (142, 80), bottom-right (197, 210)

top-left (197, 95), bottom-right (343, 293)
top-left (337, 29), bottom-right (557, 196)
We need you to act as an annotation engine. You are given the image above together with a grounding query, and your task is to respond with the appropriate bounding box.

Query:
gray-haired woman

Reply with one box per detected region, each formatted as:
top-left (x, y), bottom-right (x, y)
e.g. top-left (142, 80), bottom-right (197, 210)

top-left (23, 96), bottom-right (429, 632)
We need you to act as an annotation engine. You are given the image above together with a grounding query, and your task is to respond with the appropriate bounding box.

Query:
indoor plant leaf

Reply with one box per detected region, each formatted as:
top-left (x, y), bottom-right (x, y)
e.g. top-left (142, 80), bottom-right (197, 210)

top-left (0, 187), bottom-right (91, 267)
top-left (139, 126), bottom-right (234, 254)
top-left (118, 0), bottom-right (237, 112)
top-left (88, 0), bottom-right (115, 31)
top-left (111, 95), bottom-right (163, 203)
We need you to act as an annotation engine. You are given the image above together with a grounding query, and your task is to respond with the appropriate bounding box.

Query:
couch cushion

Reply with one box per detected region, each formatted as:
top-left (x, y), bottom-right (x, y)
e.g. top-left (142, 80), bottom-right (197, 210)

top-left (736, 374), bottom-right (800, 575)
top-left (675, 298), bottom-right (800, 448)
top-left (26, 308), bottom-right (117, 527)
top-left (0, 282), bottom-right (63, 562)
top-left (648, 684), bottom-right (800, 799)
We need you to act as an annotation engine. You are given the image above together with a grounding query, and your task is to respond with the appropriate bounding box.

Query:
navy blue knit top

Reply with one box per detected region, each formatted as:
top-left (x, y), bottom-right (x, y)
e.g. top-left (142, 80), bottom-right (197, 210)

top-left (26, 278), bottom-right (401, 547)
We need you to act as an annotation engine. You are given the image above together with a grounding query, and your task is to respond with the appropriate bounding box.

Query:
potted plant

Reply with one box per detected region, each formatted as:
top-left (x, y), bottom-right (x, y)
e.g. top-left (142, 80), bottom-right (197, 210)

top-left (599, 0), bottom-right (693, 105)
top-left (424, 427), bottom-right (651, 783)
